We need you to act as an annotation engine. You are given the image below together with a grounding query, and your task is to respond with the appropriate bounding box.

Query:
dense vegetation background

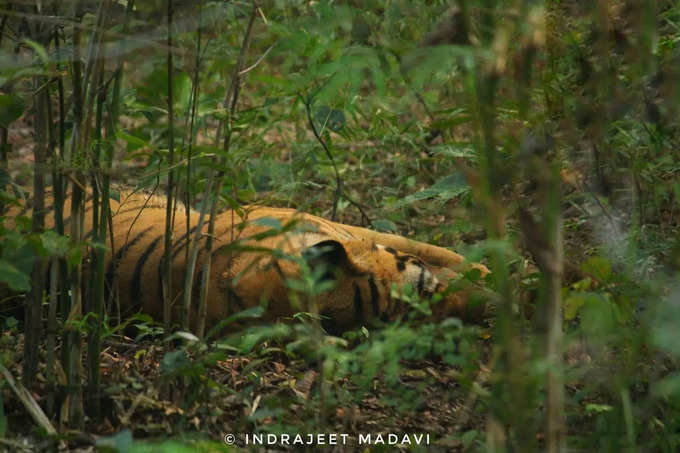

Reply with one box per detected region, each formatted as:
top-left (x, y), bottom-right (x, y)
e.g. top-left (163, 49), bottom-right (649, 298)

top-left (0, 0), bottom-right (679, 451)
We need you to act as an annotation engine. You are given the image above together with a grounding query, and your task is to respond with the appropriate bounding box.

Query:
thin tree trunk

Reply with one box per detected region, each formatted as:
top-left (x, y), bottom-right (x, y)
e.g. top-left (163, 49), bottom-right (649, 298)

top-left (162, 0), bottom-right (177, 336)
top-left (545, 170), bottom-right (564, 453)
top-left (87, 63), bottom-right (109, 419)
top-left (180, 0), bottom-right (203, 331)
top-left (23, 76), bottom-right (50, 388)
top-left (63, 0), bottom-right (102, 426)
top-left (0, 126), bottom-right (7, 212)
top-left (47, 20), bottom-right (68, 419)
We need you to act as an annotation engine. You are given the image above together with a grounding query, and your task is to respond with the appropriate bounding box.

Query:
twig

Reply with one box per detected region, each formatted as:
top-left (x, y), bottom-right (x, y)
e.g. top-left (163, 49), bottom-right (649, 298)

top-left (301, 94), bottom-right (342, 220)
top-left (238, 43), bottom-right (274, 76)
top-left (300, 93), bottom-right (373, 225)
top-left (0, 437), bottom-right (33, 452)
top-left (0, 364), bottom-right (58, 436)
top-left (584, 182), bottom-right (620, 236)
top-left (453, 352), bottom-right (498, 432)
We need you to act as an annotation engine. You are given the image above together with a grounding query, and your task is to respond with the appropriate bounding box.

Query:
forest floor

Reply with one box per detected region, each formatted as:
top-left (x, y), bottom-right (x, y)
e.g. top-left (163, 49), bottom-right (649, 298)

top-left (1, 330), bottom-right (491, 451)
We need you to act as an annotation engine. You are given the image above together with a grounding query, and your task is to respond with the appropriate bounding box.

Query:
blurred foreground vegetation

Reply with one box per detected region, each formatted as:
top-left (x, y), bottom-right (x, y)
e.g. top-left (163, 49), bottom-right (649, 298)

top-left (0, 0), bottom-right (679, 451)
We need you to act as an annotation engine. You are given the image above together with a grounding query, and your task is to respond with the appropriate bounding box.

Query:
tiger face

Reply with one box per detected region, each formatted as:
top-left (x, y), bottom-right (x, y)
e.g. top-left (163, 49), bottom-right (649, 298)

top-left (219, 237), bottom-right (486, 334)
top-left (311, 240), bottom-right (445, 333)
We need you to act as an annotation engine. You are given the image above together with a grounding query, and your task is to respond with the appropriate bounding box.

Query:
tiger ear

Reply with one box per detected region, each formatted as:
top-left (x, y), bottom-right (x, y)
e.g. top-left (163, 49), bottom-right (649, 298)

top-left (302, 239), bottom-right (367, 276)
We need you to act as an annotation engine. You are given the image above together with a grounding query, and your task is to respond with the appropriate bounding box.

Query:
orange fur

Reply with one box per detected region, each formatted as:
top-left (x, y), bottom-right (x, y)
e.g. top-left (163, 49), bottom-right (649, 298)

top-left (7, 191), bottom-right (489, 332)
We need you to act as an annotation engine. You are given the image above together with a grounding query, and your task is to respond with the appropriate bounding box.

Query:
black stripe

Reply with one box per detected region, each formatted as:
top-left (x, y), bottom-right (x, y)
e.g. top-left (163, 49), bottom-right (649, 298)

top-left (271, 258), bottom-right (287, 281)
top-left (368, 276), bottom-right (380, 316)
top-left (227, 288), bottom-right (247, 313)
top-left (18, 201), bottom-right (31, 216)
top-left (131, 235), bottom-right (163, 312)
top-left (105, 226), bottom-right (154, 290)
top-left (417, 265), bottom-right (426, 294)
top-left (63, 202), bottom-right (95, 226)
top-left (44, 194), bottom-right (93, 218)
top-left (171, 224), bottom-right (201, 259)
top-left (353, 283), bottom-right (365, 325)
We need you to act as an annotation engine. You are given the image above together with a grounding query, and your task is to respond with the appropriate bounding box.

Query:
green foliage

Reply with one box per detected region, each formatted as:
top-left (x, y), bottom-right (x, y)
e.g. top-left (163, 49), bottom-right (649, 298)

top-left (0, 94), bottom-right (25, 128)
top-left (1, 0), bottom-right (679, 450)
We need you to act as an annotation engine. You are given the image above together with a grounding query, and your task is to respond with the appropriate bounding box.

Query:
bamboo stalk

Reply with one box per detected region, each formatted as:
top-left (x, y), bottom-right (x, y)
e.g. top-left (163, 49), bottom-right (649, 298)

top-left (162, 0), bottom-right (176, 336)
top-left (23, 74), bottom-right (49, 388)
top-left (194, 0), bottom-right (258, 338)
top-left (180, 0), bottom-right (203, 330)
top-left (62, 0), bottom-right (110, 426)
top-left (44, 26), bottom-right (61, 416)
top-left (86, 61), bottom-right (109, 419)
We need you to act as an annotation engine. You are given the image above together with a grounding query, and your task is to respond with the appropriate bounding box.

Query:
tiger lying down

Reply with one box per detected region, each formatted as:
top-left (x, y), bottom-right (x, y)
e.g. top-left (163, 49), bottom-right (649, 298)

top-left (14, 191), bottom-right (489, 333)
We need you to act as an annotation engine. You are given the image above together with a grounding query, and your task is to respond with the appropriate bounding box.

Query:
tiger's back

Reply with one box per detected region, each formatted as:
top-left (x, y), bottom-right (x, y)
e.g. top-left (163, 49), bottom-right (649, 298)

top-left (6, 191), bottom-right (488, 333)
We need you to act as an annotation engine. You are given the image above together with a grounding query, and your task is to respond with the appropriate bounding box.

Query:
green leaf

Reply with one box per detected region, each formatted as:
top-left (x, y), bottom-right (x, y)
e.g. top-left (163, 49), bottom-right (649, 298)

top-left (430, 143), bottom-right (476, 159)
top-left (580, 293), bottom-right (617, 338)
top-left (252, 217), bottom-right (283, 230)
top-left (22, 38), bottom-right (49, 66)
top-left (314, 106), bottom-right (346, 132)
top-left (580, 256), bottom-right (612, 282)
top-left (372, 218), bottom-right (398, 233)
top-left (564, 293), bottom-right (588, 321)
top-left (653, 374), bottom-right (680, 397)
top-left (117, 131), bottom-right (150, 152)
top-left (40, 230), bottom-right (70, 257)
top-left (0, 260), bottom-right (31, 291)
top-left (391, 172), bottom-right (469, 208)
top-left (160, 349), bottom-right (190, 374)
top-left (136, 69), bottom-right (192, 111)
top-left (652, 291), bottom-right (680, 357)
top-left (461, 430), bottom-right (479, 448)
top-left (585, 403), bottom-right (614, 413)
top-left (96, 429), bottom-right (133, 453)
top-left (0, 94), bottom-right (26, 128)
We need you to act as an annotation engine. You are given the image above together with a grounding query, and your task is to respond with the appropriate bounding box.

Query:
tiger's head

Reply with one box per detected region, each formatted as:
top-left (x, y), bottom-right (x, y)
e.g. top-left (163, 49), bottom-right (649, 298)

top-left (300, 239), bottom-right (488, 333)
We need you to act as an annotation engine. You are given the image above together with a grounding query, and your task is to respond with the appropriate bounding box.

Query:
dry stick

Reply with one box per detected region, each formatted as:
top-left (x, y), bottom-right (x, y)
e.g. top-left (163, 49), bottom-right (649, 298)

top-left (162, 0), bottom-right (177, 337)
top-left (238, 43), bottom-right (274, 76)
top-left (194, 1), bottom-right (259, 338)
top-left (0, 438), bottom-right (33, 452)
top-left (0, 364), bottom-right (63, 447)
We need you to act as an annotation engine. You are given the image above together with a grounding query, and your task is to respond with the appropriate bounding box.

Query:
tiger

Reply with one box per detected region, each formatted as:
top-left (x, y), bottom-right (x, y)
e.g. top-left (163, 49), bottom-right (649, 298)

top-left (4, 190), bottom-right (489, 334)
